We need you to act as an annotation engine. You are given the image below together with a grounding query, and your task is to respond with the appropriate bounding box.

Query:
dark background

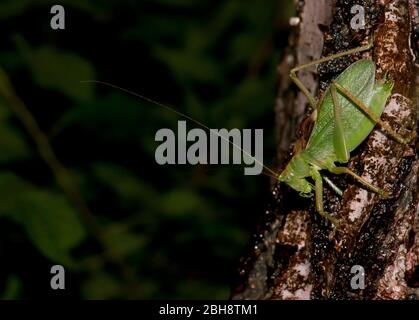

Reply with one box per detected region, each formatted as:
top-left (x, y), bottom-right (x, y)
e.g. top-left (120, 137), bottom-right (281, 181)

top-left (0, 0), bottom-right (293, 299)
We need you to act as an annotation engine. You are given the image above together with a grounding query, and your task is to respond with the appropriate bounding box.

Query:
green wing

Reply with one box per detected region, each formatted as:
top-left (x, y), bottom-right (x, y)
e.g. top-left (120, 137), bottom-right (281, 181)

top-left (303, 59), bottom-right (393, 166)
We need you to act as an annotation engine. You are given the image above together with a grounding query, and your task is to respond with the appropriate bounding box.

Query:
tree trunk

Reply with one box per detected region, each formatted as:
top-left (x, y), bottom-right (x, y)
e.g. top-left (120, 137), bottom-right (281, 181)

top-left (232, 0), bottom-right (418, 300)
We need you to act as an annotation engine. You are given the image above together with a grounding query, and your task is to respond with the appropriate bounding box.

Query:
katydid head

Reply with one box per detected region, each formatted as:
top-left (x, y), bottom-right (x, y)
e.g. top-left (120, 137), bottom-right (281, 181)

top-left (278, 153), bottom-right (313, 196)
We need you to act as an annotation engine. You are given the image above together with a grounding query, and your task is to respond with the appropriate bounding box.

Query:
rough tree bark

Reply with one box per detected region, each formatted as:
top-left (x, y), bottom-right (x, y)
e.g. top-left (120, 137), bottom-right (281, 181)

top-left (232, 0), bottom-right (418, 300)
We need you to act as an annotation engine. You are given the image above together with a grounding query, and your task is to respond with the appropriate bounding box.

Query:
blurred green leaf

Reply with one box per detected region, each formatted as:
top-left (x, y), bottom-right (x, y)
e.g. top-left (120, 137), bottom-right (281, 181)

top-left (104, 224), bottom-right (146, 258)
top-left (54, 92), bottom-right (178, 160)
top-left (92, 163), bottom-right (157, 208)
top-left (1, 275), bottom-right (21, 300)
top-left (0, 122), bottom-right (31, 163)
top-left (15, 36), bottom-right (95, 101)
top-left (54, 93), bottom-right (163, 141)
top-left (0, 172), bottom-right (85, 266)
top-left (0, 0), bottom-right (291, 299)
top-left (82, 272), bottom-right (122, 299)
top-left (153, 46), bottom-right (219, 83)
top-left (160, 189), bottom-right (203, 217)
top-left (0, 0), bottom-right (32, 19)
top-left (0, 104), bottom-right (31, 163)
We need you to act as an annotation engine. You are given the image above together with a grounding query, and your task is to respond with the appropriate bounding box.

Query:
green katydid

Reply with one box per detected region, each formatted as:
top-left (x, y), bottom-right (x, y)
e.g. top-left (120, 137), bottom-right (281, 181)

top-left (82, 39), bottom-right (408, 228)
top-left (280, 39), bottom-right (409, 226)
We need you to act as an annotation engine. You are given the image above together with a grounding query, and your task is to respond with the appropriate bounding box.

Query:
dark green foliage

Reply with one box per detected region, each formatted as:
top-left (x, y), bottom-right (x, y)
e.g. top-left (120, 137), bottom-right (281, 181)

top-left (0, 0), bottom-right (293, 299)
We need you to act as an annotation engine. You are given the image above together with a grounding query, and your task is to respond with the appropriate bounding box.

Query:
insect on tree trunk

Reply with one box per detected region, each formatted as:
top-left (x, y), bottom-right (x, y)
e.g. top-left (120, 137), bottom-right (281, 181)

top-left (232, 0), bottom-right (418, 300)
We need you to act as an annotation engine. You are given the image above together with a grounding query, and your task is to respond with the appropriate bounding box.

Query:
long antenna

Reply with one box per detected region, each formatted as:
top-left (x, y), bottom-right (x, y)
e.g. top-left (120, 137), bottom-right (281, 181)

top-left (80, 80), bottom-right (279, 178)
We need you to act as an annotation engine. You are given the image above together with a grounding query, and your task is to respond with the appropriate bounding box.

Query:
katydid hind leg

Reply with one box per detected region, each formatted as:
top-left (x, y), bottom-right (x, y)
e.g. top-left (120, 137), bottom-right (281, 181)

top-left (333, 81), bottom-right (409, 146)
top-left (289, 41), bottom-right (373, 111)
top-left (289, 72), bottom-right (318, 110)
top-left (329, 166), bottom-right (389, 198)
top-left (330, 84), bottom-right (350, 163)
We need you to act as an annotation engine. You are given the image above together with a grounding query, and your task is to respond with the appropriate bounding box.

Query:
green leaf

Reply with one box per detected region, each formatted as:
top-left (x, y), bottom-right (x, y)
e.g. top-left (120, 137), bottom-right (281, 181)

top-left (0, 123), bottom-right (30, 163)
top-left (153, 46), bottom-right (219, 83)
top-left (1, 275), bottom-right (21, 300)
top-left (0, 103), bottom-right (31, 164)
top-left (15, 36), bottom-right (95, 101)
top-left (92, 163), bottom-right (157, 207)
top-left (0, 172), bottom-right (86, 266)
top-left (103, 224), bottom-right (146, 258)
top-left (82, 272), bottom-right (122, 299)
top-left (160, 189), bottom-right (203, 217)
top-left (54, 93), bottom-right (162, 139)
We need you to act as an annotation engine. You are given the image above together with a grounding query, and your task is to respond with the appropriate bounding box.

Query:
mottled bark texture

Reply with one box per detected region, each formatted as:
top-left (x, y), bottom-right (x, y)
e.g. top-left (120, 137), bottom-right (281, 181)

top-left (232, 0), bottom-right (418, 300)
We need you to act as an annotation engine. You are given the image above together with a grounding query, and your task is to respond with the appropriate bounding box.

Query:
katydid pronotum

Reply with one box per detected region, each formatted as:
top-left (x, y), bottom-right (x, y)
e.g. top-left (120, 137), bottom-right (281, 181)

top-left (82, 39), bottom-right (409, 228)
